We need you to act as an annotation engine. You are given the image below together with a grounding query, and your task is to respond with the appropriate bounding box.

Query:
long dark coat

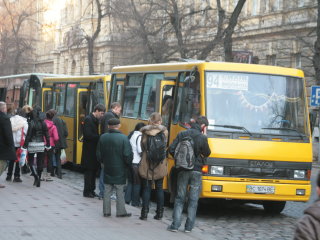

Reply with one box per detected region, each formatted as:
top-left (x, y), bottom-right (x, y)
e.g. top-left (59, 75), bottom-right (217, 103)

top-left (96, 129), bottom-right (133, 185)
top-left (81, 113), bottom-right (100, 170)
top-left (0, 112), bottom-right (16, 161)
top-left (53, 116), bottom-right (68, 149)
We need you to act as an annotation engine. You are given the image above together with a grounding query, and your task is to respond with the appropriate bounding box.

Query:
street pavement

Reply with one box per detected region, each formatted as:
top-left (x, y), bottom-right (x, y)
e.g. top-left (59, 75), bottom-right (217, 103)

top-left (0, 163), bottom-right (319, 240)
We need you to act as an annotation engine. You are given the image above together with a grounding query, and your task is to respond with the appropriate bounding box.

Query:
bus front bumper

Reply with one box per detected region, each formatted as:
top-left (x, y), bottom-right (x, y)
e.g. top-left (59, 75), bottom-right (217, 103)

top-left (201, 179), bottom-right (311, 202)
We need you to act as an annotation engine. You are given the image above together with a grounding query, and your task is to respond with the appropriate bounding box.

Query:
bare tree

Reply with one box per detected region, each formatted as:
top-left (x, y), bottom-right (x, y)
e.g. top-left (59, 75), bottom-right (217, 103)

top-left (109, 0), bottom-right (246, 63)
top-left (0, 0), bottom-right (44, 75)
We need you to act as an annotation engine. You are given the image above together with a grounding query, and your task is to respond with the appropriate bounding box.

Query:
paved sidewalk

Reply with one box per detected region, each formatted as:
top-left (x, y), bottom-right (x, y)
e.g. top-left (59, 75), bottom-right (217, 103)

top-left (0, 174), bottom-right (201, 240)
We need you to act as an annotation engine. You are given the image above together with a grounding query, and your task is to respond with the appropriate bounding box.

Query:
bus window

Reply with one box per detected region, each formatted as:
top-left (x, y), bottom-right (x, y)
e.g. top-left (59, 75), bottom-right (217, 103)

top-left (65, 83), bottom-right (77, 116)
top-left (43, 91), bottom-right (53, 112)
top-left (174, 72), bottom-right (200, 126)
top-left (140, 73), bottom-right (164, 119)
top-left (53, 83), bottom-right (66, 115)
top-left (123, 74), bottom-right (143, 118)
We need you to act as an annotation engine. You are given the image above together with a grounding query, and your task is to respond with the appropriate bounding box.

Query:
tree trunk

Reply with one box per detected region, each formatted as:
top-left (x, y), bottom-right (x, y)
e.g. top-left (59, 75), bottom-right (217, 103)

top-left (87, 38), bottom-right (94, 75)
top-left (224, 0), bottom-right (246, 62)
top-left (313, 0), bottom-right (320, 85)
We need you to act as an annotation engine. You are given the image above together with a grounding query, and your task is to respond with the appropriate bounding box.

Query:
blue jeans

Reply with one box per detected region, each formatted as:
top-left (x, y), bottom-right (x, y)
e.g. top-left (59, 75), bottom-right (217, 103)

top-left (141, 178), bottom-right (164, 209)
top-left (171, 171), bottom-right (202, 231)
top-left (99, 168), bottom-right (104, 198)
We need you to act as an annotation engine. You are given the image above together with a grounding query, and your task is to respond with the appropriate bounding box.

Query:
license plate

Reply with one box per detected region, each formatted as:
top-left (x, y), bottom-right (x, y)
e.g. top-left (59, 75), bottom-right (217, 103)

top-left (246, 185), bottom-right (275, 194)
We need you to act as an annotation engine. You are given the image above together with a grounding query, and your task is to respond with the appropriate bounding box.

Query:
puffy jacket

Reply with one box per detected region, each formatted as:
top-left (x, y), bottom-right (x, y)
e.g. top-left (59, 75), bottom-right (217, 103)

top-left (169, 122), bottom-right (211, 172)
top-left (129, 131), bottom-right (143, 164)
top-left (139, 124), bottom-right (168, 180)
top-left (44, 119), bottom-right (59, 147)
top-left (23, 119), bottom-right (50, 148)
top-left (10, 115), bottom-right (28, 147)
top-left (294, 199), bottom-right (320, 240)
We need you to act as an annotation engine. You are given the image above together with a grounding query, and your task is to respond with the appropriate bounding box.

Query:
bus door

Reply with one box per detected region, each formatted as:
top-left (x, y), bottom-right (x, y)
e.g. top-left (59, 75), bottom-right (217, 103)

top-left (42, 87), bottom-right (53, 112)
top-left (76, 88), bottom-right (88, 165)
top-left (160, 81), bottom-right (175, 142)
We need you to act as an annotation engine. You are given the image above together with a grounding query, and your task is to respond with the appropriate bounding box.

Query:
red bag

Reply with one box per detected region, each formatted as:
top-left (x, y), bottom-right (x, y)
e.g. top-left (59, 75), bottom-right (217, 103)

top-left (15, 128), bottom-right (25, 163)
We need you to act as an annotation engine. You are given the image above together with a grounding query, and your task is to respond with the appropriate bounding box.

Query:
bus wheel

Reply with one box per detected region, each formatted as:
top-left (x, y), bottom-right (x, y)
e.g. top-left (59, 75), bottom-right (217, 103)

top-left (262, 201), bottom-right (286, 214)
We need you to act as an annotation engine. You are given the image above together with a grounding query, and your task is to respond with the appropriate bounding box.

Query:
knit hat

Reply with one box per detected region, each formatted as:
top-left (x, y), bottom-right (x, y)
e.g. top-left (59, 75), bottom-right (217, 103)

top-left (108, 118), bottom-right (120, 126)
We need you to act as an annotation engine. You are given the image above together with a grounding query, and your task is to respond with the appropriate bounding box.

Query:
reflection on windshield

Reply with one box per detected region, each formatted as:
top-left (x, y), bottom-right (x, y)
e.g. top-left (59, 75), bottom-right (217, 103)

top-left (206, 72), bottom-right (308, 137)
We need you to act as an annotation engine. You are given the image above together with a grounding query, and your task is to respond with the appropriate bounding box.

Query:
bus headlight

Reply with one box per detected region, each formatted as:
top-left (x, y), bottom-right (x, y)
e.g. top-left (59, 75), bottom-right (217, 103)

top-left (211, 166), bottom-right (224, 175)
top-left (294, 170), bottom-right (305, 179)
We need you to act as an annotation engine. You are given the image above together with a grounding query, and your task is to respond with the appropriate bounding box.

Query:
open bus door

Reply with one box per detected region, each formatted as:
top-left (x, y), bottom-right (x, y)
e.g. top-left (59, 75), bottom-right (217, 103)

top-left (159, 80), bottom-right (175, 191)
top-left (42, 87), bottom-right (53, 112)
top-left (76, 88), bottom-right (88, 165)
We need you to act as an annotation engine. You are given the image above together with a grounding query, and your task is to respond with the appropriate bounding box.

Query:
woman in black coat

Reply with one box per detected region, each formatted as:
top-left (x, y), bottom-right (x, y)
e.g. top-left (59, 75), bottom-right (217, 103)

top-left (23, 106), bottom-right (50, 187)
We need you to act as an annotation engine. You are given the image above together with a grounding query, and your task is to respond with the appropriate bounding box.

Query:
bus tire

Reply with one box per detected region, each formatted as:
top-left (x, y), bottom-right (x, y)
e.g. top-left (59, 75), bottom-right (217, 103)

top-left (262, 201), bottom-right (286, 214)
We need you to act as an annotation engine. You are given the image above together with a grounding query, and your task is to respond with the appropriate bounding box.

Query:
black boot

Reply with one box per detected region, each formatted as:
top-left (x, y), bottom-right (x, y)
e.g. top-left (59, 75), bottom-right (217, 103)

top-left (36, 170), bottom-right (42, 187)
top-left (139, 207), bottom-right (149, 220)
top-left (154, 207), bottom-right (164, 220)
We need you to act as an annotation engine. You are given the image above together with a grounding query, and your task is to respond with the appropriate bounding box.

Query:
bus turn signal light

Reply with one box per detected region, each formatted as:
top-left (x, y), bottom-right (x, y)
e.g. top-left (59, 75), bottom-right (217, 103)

top-left (202, 165), bottom-right (209, 174)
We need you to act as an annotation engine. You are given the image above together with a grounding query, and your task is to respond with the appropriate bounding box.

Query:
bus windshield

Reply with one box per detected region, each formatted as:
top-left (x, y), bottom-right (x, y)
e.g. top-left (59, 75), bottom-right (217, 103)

top-left (205, 71), bottom-right (308, 138)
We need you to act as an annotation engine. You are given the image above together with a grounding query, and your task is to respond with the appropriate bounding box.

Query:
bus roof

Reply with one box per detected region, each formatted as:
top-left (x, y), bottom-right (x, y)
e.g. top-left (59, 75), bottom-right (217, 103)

top-left (111, 61), bottom-right (304, 78)
top-left (0, 73), bottom-right (68, 80)
top-left (42, 74), bottom-right (111, 83)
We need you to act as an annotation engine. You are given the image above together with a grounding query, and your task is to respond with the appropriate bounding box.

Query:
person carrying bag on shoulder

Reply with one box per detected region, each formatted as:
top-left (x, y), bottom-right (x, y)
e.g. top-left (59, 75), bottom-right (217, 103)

top-left (167, 116), bottom-right (211, 233)
top-left (139, 112), bottom-right (168, 220)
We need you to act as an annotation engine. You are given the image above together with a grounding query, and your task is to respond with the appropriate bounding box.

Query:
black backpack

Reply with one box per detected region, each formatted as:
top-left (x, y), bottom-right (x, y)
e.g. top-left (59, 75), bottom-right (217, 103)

top-left (146, 132), bottom-right (166, 171)
top-left (174, 131), bottom-right (200, 170)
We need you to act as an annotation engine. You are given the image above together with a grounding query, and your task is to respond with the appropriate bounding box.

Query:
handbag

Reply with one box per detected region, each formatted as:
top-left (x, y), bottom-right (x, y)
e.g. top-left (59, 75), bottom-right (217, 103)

top-left (16, 127), bottom-right (25, 162)
top-left (28, 142), bottom-right (45, 153)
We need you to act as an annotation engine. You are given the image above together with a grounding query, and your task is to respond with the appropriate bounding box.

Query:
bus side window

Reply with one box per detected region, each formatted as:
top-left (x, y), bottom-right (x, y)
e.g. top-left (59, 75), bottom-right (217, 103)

top-left (141, 73), bottom-right (164, 120)
top-left (44, 91), bottom-right (53, 112)
top-left (174, 72), bottom-right (200, 126)
top-left (122, 74), bottom-right (143, 118)
top-left (65, 83), bottom-right (77, 116)
top-left (54, 83), bottom-right (66, 115)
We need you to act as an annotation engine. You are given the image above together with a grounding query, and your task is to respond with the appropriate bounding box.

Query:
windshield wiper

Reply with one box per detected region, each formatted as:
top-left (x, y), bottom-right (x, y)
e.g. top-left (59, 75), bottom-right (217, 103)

top-left (261, 127), bottom-right (305, 139)
top-left (211, 124), bottom-right (252, 136)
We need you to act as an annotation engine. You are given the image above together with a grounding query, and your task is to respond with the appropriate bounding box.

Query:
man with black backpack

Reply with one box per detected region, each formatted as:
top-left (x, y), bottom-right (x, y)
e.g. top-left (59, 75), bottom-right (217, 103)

top-left (168, 116), bottom-right (211, 233)
top-left (138, 112), bottom-right (168, 220)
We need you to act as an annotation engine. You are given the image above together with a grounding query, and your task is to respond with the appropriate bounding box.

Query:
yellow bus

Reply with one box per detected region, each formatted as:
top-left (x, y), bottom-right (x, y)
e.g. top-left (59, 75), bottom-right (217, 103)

top-left (110, 61), bottom-right (312, 213)
top-left (41, 75), bottom-right (111, 165)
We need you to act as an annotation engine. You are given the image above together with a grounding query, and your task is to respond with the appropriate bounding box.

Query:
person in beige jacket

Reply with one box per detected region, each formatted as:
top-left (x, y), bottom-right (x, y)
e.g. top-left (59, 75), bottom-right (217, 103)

top-left (139, 112), bottom-right (168, 220)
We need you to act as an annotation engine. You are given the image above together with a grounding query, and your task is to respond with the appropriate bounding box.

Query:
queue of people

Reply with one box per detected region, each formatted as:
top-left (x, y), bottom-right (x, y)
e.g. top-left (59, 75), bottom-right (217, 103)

top-left (0, 101), bottom-right (68, 188)
top-left (80, 102), bottom-right (212, 233)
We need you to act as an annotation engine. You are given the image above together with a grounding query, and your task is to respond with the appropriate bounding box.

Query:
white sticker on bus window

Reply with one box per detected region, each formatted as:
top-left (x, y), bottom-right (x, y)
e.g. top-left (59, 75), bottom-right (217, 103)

top-left (207, 73), bottom-right (249, 91)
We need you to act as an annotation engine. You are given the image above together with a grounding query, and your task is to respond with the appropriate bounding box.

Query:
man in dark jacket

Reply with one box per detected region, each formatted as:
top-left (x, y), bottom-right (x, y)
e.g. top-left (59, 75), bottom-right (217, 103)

top-left (52, 110), bottom-right (68, 179)
top-left (294, 171), bottom-right (320, 239)
top-left (101, 102), bottom-right (121, 134)
top-left (168, 116), bottom-right (211, 233)
top-left (0, 102), bottom-right (16, 188)
top-left (97, 118), bottom-right (133, 217)
top-left (99, 102), bottom-right (122, 199)
top-left (81, 104), bottom-right (105, 198)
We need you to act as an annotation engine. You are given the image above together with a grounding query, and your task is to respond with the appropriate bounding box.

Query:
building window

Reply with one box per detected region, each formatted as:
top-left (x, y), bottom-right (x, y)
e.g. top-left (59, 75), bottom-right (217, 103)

top-left (292, 53), bottom-right (302, 69)
top-left (266, 54), bottom-right (277, 66)
top-left (252, 0), bottom-right (259, 16)
top-left (271, 0), bottom-right (282, 11)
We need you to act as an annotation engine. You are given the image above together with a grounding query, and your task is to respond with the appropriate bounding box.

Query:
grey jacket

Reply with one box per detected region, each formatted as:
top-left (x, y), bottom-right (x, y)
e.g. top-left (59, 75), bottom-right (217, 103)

top-left (294, 199), bottom-right (320, 240)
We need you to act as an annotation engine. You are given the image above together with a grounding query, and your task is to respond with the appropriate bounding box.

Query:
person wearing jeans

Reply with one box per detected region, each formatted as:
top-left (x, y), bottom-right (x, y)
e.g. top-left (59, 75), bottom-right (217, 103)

top-left (168, 116), bottom-right (211, 233)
